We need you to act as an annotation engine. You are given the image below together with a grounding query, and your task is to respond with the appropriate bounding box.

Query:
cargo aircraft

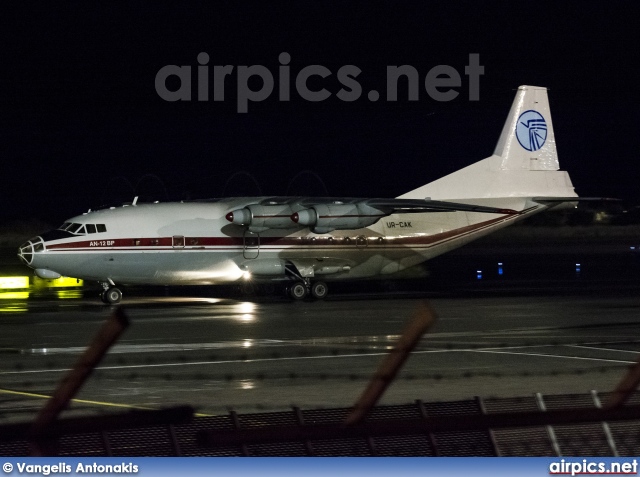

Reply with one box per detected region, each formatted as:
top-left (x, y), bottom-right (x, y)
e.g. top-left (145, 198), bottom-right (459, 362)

top-left (19, 86), bottom-right (582, 304)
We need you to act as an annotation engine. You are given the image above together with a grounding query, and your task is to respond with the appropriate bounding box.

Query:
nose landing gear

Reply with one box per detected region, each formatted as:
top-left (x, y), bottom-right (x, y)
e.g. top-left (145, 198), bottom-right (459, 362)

top-left (99, 282), bottom-right (122, 304)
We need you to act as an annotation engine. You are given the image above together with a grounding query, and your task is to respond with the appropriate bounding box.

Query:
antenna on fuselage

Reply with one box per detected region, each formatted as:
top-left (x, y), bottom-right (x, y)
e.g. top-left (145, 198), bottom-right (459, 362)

top-left (132, 196), bottom-right (138, 206)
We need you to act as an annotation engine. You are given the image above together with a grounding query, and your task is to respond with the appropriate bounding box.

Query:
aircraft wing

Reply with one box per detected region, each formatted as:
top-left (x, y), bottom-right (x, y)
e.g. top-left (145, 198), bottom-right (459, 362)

top-left (228, 197), bottom-right (522, 233)
top-left (272, 197), bottom-right (520, 215)
top-left (531, 197), bottom-right (620, 204)
top-left (364, 198), bottom-right (520, 215)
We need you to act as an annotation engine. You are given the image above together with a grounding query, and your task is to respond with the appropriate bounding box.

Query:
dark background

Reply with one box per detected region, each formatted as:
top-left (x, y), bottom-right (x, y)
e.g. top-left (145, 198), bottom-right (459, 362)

top-left (1, 1), bottom-right (638, 225)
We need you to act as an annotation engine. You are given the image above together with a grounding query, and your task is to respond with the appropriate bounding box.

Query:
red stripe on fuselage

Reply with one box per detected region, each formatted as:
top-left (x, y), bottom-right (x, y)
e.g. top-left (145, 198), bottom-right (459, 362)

top-left (43, 210), bottom-right (532, 252)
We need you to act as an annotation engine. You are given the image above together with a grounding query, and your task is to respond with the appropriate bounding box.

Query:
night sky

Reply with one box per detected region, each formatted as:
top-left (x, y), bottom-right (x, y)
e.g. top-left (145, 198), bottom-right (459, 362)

top-left (2, 1), bottom-right (638, 225)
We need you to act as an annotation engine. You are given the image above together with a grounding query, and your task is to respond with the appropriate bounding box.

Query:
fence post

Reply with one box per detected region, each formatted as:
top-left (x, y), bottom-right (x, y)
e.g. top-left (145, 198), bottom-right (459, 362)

top-left (535, 392), bottom-right (561, 456)
top-left (604, 357), bottom-right (640, 408)
top-left (29, 307), bottom-right (130, 455)
top-left (417, 399), bottom-right (440, 456)
top-left (100, 431), bottom-right (112, 457)
top-left (293, 406), bottom-right (314, 456)
top-left (476, 396), bottom-right (500, 456)
top-left (345, 301), bottom-right (436, 426)
top-left (168, 424), bottom-right (182, 456)
top-left (591, 390), bottom-right (618, 456)
top-left (229, 410), bottom-right (250, 456)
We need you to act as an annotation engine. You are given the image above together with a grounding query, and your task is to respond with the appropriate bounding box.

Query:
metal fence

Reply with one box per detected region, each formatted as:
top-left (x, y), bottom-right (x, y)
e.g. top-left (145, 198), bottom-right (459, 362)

top-left (2, 391), bottom-right (640, 457)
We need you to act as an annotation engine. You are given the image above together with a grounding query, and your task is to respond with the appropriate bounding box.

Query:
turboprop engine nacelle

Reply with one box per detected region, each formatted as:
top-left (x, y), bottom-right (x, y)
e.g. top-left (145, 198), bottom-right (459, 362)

top-left (226, 204), bottom-right (302, 232)
top-left (291, 202), bottom-right (385, 234)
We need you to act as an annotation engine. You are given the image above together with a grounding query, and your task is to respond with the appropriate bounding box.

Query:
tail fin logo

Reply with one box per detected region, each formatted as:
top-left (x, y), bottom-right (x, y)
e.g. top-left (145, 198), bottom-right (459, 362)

top-left (515, 110), bottom-right (547, 151)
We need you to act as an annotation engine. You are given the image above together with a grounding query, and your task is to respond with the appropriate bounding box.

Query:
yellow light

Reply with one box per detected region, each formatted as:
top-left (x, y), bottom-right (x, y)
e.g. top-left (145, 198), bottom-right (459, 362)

top-left (56, 290), bottom-right (83, 299)
top-left (0, 303), bottom-right (28, 313)
top-left (33, 276), bottom-right (83, 288)
top-left (0, 291), bottom-right (29, 299)
top-left (0, 291), bottom-right (29, 313)
top-left (0, 276), bottom-right (29, 290)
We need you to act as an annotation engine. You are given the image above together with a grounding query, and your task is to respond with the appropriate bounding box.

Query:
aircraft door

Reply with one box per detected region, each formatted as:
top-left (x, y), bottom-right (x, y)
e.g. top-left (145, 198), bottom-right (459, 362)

top-left (243, 231), bottom-right (260, 259)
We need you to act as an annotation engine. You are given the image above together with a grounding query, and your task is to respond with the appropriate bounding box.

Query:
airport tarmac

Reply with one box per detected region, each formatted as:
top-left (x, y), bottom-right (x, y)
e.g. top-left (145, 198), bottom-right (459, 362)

top-left (2, 284), bottom-right (640, 423)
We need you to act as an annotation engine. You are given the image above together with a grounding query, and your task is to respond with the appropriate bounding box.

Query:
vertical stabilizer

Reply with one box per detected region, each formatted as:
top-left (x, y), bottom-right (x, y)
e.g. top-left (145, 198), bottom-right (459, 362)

top-left (493, 85), bottom-right (559, 171)
top-left (399, 85), bottom-right (576, 200)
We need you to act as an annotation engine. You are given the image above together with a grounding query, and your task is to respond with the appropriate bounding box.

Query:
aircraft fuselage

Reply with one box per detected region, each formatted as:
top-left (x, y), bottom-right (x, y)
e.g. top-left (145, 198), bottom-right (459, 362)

top-left (18, 197), bottom-right (537, 286)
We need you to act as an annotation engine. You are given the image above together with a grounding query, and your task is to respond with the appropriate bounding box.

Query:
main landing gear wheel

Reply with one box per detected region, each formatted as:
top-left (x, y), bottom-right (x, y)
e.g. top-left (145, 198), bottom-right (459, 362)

top-left (101, 287), bottom-right (122, 305)
top-left (311, 281), bottom-right (328, 300)
top-left (289, 281), bottom-right (308, 300)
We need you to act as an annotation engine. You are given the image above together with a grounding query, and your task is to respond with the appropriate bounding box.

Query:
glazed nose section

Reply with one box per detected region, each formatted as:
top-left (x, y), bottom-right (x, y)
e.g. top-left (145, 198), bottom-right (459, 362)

top-left (18, 241), bottom-right (33, 265)
top-left (18, 237), bottom-right (45, 266)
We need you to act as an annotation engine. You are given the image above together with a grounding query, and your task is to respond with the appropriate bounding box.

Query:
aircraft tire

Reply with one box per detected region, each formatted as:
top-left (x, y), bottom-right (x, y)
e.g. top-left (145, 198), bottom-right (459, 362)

top-left (105, 287), bottom-right (122, 304)
top-left (289, 282), bottom-right (308, 300)
top-left (311, 281), bottom-right (328, 300)
top-left (100, 290), bottom-right (109, 304)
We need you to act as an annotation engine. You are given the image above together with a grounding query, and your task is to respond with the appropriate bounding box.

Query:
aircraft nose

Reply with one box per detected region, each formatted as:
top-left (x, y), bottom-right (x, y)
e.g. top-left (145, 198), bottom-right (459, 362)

top-left (18, 241), bottom-right (33, 265)
top-left (17, 237), bottom-right (45, 266)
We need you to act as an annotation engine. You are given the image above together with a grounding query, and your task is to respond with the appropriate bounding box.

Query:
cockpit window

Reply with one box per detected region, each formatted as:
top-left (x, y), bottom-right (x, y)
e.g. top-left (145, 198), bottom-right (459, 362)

top-left (66, 223), bottom-right (83, 234)
top-left (57, 222), bottom-right (106, 235)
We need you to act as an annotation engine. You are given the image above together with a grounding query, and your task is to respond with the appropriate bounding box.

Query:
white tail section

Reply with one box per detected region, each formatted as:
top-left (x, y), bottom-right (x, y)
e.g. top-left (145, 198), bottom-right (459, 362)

top-left (493, 85), bottom-right (558, 171)
top-left (400, 85), bottom-right (577, 201)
